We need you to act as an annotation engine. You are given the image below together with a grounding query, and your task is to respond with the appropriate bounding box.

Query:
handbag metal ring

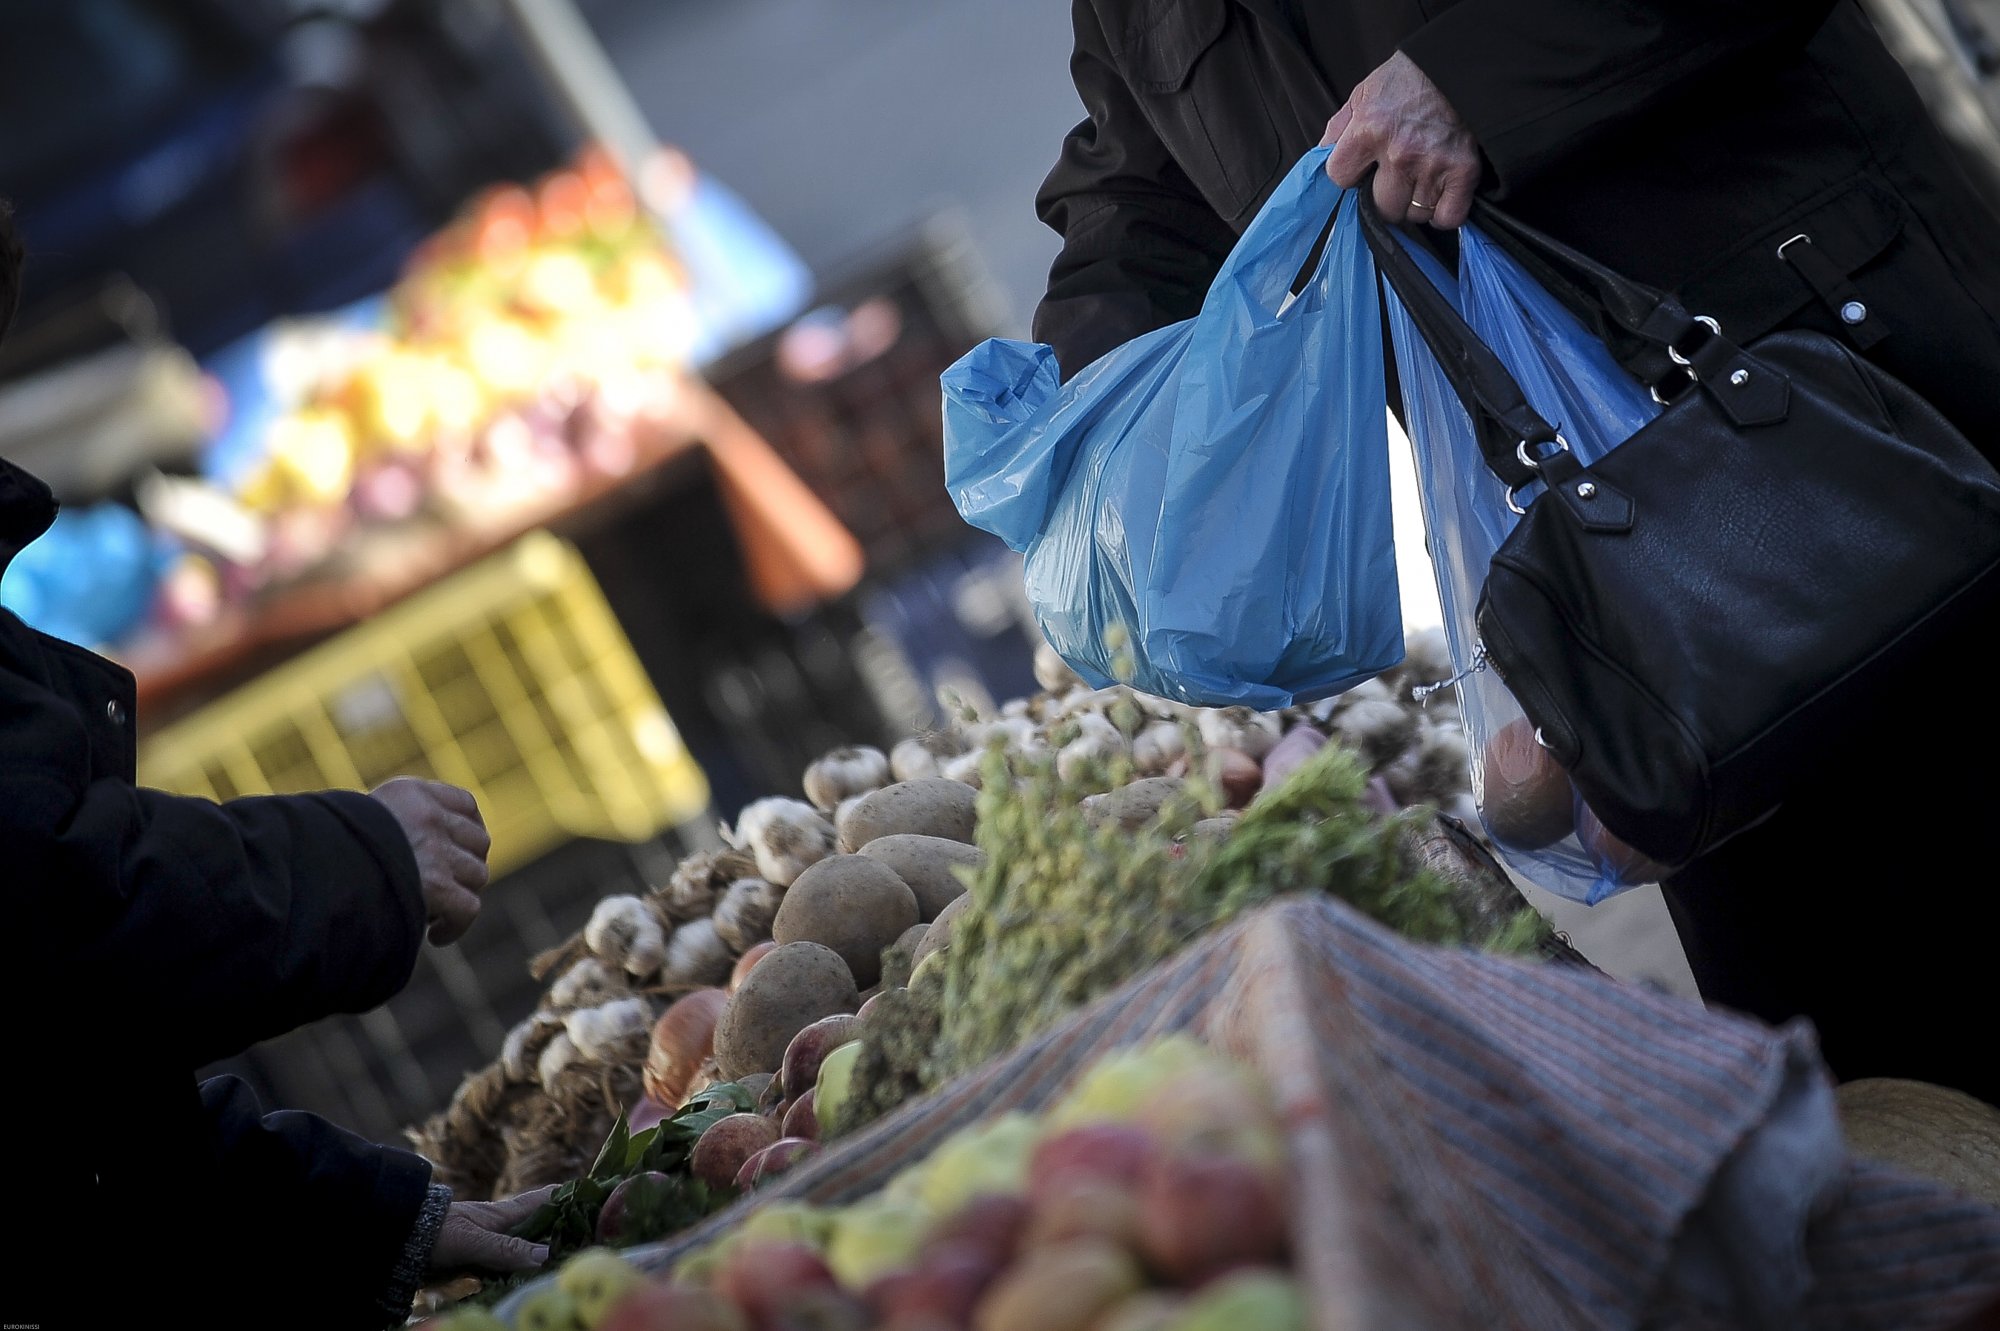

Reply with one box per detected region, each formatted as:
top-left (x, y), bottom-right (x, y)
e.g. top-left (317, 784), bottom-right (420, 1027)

top-left (1506, 482), bottom-right (1535, 515)
top-left (1665, 315), bottom-right (1723, 372)
top-left (1515, 434), bottom-right (1572, 472)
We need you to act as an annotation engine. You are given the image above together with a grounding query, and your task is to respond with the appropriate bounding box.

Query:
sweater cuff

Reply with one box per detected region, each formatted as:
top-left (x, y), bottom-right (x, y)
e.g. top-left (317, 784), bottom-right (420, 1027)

top-left (379, 1182), bottom-right (453, 1324)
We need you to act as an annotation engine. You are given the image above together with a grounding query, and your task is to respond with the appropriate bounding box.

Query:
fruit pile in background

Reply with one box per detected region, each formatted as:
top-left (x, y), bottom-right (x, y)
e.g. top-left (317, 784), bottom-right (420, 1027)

top-left (429, 1037), bottom-right (1307, 1331)
top-left (223, 146), bottom-right (694, 579)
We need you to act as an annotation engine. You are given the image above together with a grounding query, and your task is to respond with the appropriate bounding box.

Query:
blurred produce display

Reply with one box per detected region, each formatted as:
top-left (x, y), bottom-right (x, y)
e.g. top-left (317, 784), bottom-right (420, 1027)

top-left (2, 143), bottom-right (811, 661)
top-left (428, 1037), bottom-right (1307, 1331)
top-left (402, 626), bottom-right (1562, 1316)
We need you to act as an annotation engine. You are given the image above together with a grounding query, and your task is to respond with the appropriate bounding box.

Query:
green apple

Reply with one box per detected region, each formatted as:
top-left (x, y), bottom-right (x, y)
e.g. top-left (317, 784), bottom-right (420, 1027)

top-left (555, 1248), bottom-right (646, 1328)
top-left (825, 1199), bottom-right (929, 1291)
top-left (515, 1283), bottom-right (584, 1331)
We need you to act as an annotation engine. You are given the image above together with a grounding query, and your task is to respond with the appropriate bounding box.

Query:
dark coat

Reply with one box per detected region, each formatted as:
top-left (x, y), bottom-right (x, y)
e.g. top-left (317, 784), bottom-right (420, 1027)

top-left (1, 459), bottom-right (431, 1327)
top-left (1034, 0), bottom-right (2000, 445)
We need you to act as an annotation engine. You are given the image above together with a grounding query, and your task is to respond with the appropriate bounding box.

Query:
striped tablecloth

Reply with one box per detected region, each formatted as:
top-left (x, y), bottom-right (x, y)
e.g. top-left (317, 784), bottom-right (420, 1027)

top-left (611, 896), bottom-right (2000, 1330)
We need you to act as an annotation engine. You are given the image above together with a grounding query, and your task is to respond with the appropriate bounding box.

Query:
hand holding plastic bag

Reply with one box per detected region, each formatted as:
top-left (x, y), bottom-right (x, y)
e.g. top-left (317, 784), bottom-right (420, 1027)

top-left (943, 149), bottom-right (1402, 709)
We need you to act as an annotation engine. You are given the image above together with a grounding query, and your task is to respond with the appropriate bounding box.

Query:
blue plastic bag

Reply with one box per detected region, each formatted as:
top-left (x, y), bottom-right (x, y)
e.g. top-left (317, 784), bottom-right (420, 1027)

top-left (943, 149), bottom-right (1401, 708)
top-left (1384, 225), bottom-right (1662, 903)
top-left (0, 503), bottom-right (170, 651)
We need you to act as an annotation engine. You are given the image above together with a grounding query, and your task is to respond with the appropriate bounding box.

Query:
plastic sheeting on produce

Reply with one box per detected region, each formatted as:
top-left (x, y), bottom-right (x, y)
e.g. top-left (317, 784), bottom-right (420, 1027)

top-left (943, 148), bottom-right (1402, 710)
top-left (610, 897), bottom-right (2000, 1331)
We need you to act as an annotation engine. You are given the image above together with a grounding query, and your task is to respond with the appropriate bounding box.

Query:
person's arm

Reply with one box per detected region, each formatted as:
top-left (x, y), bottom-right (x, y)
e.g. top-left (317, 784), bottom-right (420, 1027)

top-left (193, 1079), bottom-right (550, 1328)
top-left (1033, 0), bottom-right (1238, 378)
top-left (1399, 0), bottom-right (1842, 194)
top-left (8, 762), bottom-right (426, 1067)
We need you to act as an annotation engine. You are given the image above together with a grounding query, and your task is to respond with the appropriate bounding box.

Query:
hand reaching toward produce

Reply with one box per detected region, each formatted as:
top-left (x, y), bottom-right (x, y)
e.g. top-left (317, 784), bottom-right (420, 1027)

top-left (430, 1185), bottom-right (559, 1275)
top-left (1321, 50), bottom-right (1481, 228)
top-left (371, 777), bottom-right (492, 945)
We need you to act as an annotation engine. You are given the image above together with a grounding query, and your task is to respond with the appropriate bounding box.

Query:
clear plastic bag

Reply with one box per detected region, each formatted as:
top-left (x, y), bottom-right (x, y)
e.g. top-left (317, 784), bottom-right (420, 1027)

top-left (942, 149), bottom-right (1403, 709)
top-left (1384, 226), bottom-right (1663, 903)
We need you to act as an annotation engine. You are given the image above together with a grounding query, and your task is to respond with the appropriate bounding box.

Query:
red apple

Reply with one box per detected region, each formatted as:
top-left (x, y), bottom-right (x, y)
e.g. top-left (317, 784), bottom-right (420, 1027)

top-left (1136, 1152), bottom-right (1288, 1286)
top-left (924, 1194), bottom-right (1031, 1266)
top-left (736, 1137), bottom-right (821, 1190)
top-left (691, 1114), bottom-right (780, 1190)
top-left (783, 1089), bottom-right (821, 1142)
top-left (717, 1240), bottom-right (837, 1324)
top-left (780, 1014), bottom-right (863, 1099)
top-left (598, 1282), bottom-right (746, 1331)
top-left (1024, 1179), bottom-right (1142, 1251)
top-left (1026, 1125), bottom-right (1155, 1207)
top-left (596, 1170), bottom-right (678, 1245)
top-left (871, 1244), bottom-right (1002, 1326)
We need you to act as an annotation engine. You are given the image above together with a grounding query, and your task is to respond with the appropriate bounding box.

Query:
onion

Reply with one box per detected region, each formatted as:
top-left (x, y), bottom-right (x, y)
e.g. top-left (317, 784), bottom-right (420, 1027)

top-left (1257, 725), bottom-right (1327, 795)
top-left (645, 988), bottom-right (729, 1107)
top-left (1478, 718), bottom-right (1575, 850)
top-left (730, 941), bottom-right (777, 993)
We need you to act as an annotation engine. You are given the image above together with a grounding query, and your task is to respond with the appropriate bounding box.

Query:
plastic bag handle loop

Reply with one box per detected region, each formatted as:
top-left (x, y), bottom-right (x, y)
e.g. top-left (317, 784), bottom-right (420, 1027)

top-left (1358, 190), bottom-right (1560, 489)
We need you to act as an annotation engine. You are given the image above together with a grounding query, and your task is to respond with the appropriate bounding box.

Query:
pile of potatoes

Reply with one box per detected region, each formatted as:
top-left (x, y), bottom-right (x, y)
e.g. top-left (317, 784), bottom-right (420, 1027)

top-left (658, 773), bottom-right (986, 1109)
top-left (414, 630), bottom-right (1480, 1194)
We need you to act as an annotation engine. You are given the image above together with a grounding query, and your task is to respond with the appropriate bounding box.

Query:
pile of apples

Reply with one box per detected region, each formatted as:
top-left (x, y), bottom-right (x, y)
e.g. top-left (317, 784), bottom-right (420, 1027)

top-left (229, 145), bottom-right (697, 583)
top-left (436, 1036), bottom-right (1303, 1331)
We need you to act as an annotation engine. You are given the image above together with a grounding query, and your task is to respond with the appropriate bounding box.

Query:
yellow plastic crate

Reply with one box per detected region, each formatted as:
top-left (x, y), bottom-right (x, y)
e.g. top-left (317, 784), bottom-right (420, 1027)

top-left (139, 531), bottom-right (710, 878)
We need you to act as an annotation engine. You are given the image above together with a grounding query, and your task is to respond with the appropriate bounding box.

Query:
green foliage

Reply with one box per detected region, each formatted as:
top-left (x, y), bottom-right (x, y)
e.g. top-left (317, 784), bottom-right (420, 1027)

top-left (832, 736), bottom-right (1544, 1139)
top-left (466, 1080), bottom-right (760, 1302)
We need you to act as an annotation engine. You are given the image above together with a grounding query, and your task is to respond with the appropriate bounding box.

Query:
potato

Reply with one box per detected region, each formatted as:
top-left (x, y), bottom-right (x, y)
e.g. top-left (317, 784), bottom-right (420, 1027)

top-left (859, 833), bottom-right (986, 920)
top-left (914, 892), bottom-right (972, 969)
top-left (1080, 777), bottom-right (1187, 832)
top-left (835, 778), bottom-right (979, 853)
top-left (713, 941), bottom-right (861, 1082)
top-left (773, 855), bottom-right (921, 989)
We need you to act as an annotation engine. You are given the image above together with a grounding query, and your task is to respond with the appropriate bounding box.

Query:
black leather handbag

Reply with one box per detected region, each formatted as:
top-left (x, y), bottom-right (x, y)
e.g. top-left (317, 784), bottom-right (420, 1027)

top-left (1360, 195), bottom-right (2000, 870)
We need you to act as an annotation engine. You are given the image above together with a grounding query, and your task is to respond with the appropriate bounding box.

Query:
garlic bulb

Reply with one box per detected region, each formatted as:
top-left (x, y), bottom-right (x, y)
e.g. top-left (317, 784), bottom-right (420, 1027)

top-left (733, 796), bottom-right (836, 887)
top-left (584, 895), bottom-right (668, 979)
top-left (974, 715), bottom-right (1042, 753)
top-left (537, 1032), bottom-right (580, 1093)
top-left (654, 848), bottom-right (758, 922)
top-left (1131, 721), bottom-right (1187, 776)
top-left (712, 877), bottom-right (785, 955)
top-left (1331, 698), bottom-right (1418, 767)
top-left (547, 957), bottom-right (627, 1012)
top-left (942, 750), bottom-right (985, 788)
top-left (500, 1014), bottom-right (562, 1082)
top-left (565, 997), bottom-right (653, 1064)
top-left (890, 731), bottom-right (967, 782)
top-left (801, 746), bottom-right (891, 813)
top-left (663, 917), bottom-right (735, 988)
top-left (1056, 711), bottom-right (1129, 784)
top-left (1034, 641), bottom-right (1083, 694)
top-left (1196, 706), bottom-right (1282, 760)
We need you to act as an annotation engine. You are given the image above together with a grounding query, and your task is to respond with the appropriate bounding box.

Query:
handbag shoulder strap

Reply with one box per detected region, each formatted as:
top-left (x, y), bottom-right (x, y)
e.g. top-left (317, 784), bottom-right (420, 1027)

top-left (1358, 193), bottom-right (1562, 490)
top-left (1360, 189), bottom-right (1785, 490)
top-left (1465, 203), bottom-right (1705, 370)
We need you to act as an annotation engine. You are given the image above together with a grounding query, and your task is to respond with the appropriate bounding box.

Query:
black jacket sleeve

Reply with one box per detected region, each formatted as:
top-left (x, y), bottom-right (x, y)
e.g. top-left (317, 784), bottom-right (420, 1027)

top-left (1401, 0), bottom-right (1842, 195)
top-left (195, 1076), bottom-right (435, 1330)
top-left (1033, 0), bottom-right (1240, 378)
top-left (10, 760), bottom-right (426, 1069)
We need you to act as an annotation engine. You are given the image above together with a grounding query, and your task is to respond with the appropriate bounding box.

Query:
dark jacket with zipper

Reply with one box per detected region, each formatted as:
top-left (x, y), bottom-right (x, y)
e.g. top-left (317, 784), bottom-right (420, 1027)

top-left (0, 458), bottom-right (433, 1327)
top-left (1035, 0), bottom-right (2000, 447)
